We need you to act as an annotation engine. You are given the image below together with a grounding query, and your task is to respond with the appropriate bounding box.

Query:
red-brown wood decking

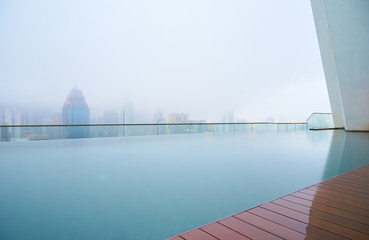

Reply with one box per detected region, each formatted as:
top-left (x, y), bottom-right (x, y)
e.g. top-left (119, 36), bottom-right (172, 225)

top-left (169, 164), bottom-right (369, 240)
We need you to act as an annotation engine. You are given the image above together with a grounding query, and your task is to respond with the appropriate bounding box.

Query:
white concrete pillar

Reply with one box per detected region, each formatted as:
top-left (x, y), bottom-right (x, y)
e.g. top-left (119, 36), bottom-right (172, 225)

top-left (311, 0), bottom-right (369, 131)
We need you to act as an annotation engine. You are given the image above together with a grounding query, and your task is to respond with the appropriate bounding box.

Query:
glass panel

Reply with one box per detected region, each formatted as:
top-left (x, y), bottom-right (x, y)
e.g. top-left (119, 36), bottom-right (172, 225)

top-left (1, 123), bottom-right (310, 142)
top-left (307, 113), bottom-right (334, 129)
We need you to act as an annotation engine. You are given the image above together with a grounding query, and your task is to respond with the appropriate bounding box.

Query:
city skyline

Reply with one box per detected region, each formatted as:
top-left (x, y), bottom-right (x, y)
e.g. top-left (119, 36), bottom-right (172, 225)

top-left (0, 0), bottom-right (331, 122)
top-left (0, 102), bottom-right (313, 126)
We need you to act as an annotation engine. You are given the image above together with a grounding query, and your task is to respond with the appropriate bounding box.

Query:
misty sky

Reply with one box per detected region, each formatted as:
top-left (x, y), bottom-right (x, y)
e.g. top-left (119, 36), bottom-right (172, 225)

top-left (0, 0), bottom-right (331, 122)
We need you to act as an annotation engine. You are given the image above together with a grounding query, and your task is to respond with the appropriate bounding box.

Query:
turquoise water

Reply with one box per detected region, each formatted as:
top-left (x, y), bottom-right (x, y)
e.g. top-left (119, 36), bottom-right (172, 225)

top-left (0, 130), bottom-right (368, 239)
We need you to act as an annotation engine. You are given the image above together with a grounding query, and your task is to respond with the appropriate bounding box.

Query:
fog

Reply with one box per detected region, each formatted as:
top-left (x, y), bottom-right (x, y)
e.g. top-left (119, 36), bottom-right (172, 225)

top-left (0, 0), bottom-right (330, 123)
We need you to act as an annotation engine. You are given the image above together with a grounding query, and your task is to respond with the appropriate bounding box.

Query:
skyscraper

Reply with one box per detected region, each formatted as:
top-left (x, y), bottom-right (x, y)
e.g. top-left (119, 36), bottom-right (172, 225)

top-left (62, 88), bottom-right (90, 138)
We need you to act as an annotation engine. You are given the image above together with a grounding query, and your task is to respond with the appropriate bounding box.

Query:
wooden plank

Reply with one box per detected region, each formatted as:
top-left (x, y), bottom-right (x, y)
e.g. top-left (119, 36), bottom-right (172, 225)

top-left (272, 195), bottom-right (369, 225)
top-left (248, 207), bottom-right (309, 234)
top-left (263, 201), bottom-right (369, 234)
top-left (168, 236), bottom-right (185, 240)
top-left (201, 222), bottom-right (251, 240)
top-left (300, 188), bottom-right (369, 205)
top-left (219, 217), bottom-right (283, 240)
top-left (323, 178), bottom-right (369, 191)
top-left (307, 208), bottom-right (369, 235)
top-left (261, 202), bottom-right (369, 240)
top-left (350, 172), bottom-right (369, 179)
top-left (353, 169), bottom-right (369, 176)
top-left (180, 229), bottom-right (217, 240)
top-left (248, 207), bottom-right (348, 240)
top-left (282, 195), bottom-right (313, 207)
top-left (292, 191), bottom-right (369, 212)
top-left (281, 195), bottom-right (369, 225)
top-left (341, 170), bottom-right (369, 176)
top-left (352, 168), bottom-right (369, 174)
top-left (309, 185), bottom-right (369, 200)
top-left (330, 174), bottom-right (369, 184)
top-left (342, 170), bottom-right (369, 179)
top-left (326, 178), bottom-right (369, 193)
top-left (297, 189), bottom-right (369, 210)
top-left (235, 212), bottom-right (306, 240)
top-left (338, 178), bottom-right (369, 188)
top-left (327, 178), bottom-right (369, 192)
top-left (273, 198), bottom-right (310, 214)
top-left (319, 181), bottom-right (369, 198)
top-left (261, 202), bottom-right (309, 222)
top-left (337, 175), bottom-right (369, 186)
top-left (284, 194), bottom-right (369, 217)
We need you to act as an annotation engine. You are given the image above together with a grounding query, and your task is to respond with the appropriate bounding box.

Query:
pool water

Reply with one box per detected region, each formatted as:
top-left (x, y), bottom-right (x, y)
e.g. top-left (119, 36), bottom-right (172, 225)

top-left (0, 130), bottom-right (368, 239)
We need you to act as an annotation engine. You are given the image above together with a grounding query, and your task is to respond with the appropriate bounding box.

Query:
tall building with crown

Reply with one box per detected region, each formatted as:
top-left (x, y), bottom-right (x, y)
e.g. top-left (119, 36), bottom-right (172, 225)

top-left (62, 88), bottom-right (90, 138)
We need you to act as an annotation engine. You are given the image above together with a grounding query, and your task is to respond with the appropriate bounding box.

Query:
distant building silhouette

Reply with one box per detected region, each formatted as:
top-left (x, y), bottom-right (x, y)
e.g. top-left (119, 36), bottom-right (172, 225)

top-left (121, 102), bottom-right (134, 124)
top-left (103, 110), bottom-right (119, 137)
top-left (168, 113), bottom-right (189, 123)
top-left (167, 113), bottom-right (189, 135)
top-left (62, 88), bottom-right (90, 138)
top-left (222, 112), bottom-right (234, 132)
top-left (153, 110), bottom-right (165, 124)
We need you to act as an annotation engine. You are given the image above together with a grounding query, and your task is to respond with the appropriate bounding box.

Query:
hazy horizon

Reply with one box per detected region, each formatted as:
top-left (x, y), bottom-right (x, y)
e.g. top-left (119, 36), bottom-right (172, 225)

top-left (0, 0), bottom-right (331, 122)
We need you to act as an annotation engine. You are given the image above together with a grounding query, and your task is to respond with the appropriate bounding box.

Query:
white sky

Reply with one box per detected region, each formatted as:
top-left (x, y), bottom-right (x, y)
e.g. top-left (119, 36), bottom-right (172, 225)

top-left (0, 0), bottom-right (331, 122)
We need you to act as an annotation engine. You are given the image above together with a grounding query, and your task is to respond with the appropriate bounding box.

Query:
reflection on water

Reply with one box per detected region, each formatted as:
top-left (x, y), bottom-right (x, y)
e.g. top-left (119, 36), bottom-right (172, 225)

top-left (0, 130), bottom-right (368, 240)
top-left (323, 130), bottom-right (369, 178)
top-left (1, 126), bottom-right (10, 142)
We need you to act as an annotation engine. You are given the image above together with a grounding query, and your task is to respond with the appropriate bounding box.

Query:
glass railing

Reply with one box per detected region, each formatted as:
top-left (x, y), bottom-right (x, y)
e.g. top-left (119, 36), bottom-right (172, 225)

top-left (0, 122), bottom-right (308, 142)
top-left (306, 113), bottom-right (334, 129)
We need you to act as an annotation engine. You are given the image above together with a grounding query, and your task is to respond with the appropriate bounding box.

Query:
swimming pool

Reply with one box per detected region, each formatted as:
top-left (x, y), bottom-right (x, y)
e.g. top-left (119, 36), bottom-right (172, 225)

top-left (0, 129), bottom-right (368, 239)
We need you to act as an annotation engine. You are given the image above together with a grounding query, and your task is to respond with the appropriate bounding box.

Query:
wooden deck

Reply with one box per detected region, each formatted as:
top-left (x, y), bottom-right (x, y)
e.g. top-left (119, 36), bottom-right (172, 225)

top-left (168, 164), bottom-right (369, 240)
